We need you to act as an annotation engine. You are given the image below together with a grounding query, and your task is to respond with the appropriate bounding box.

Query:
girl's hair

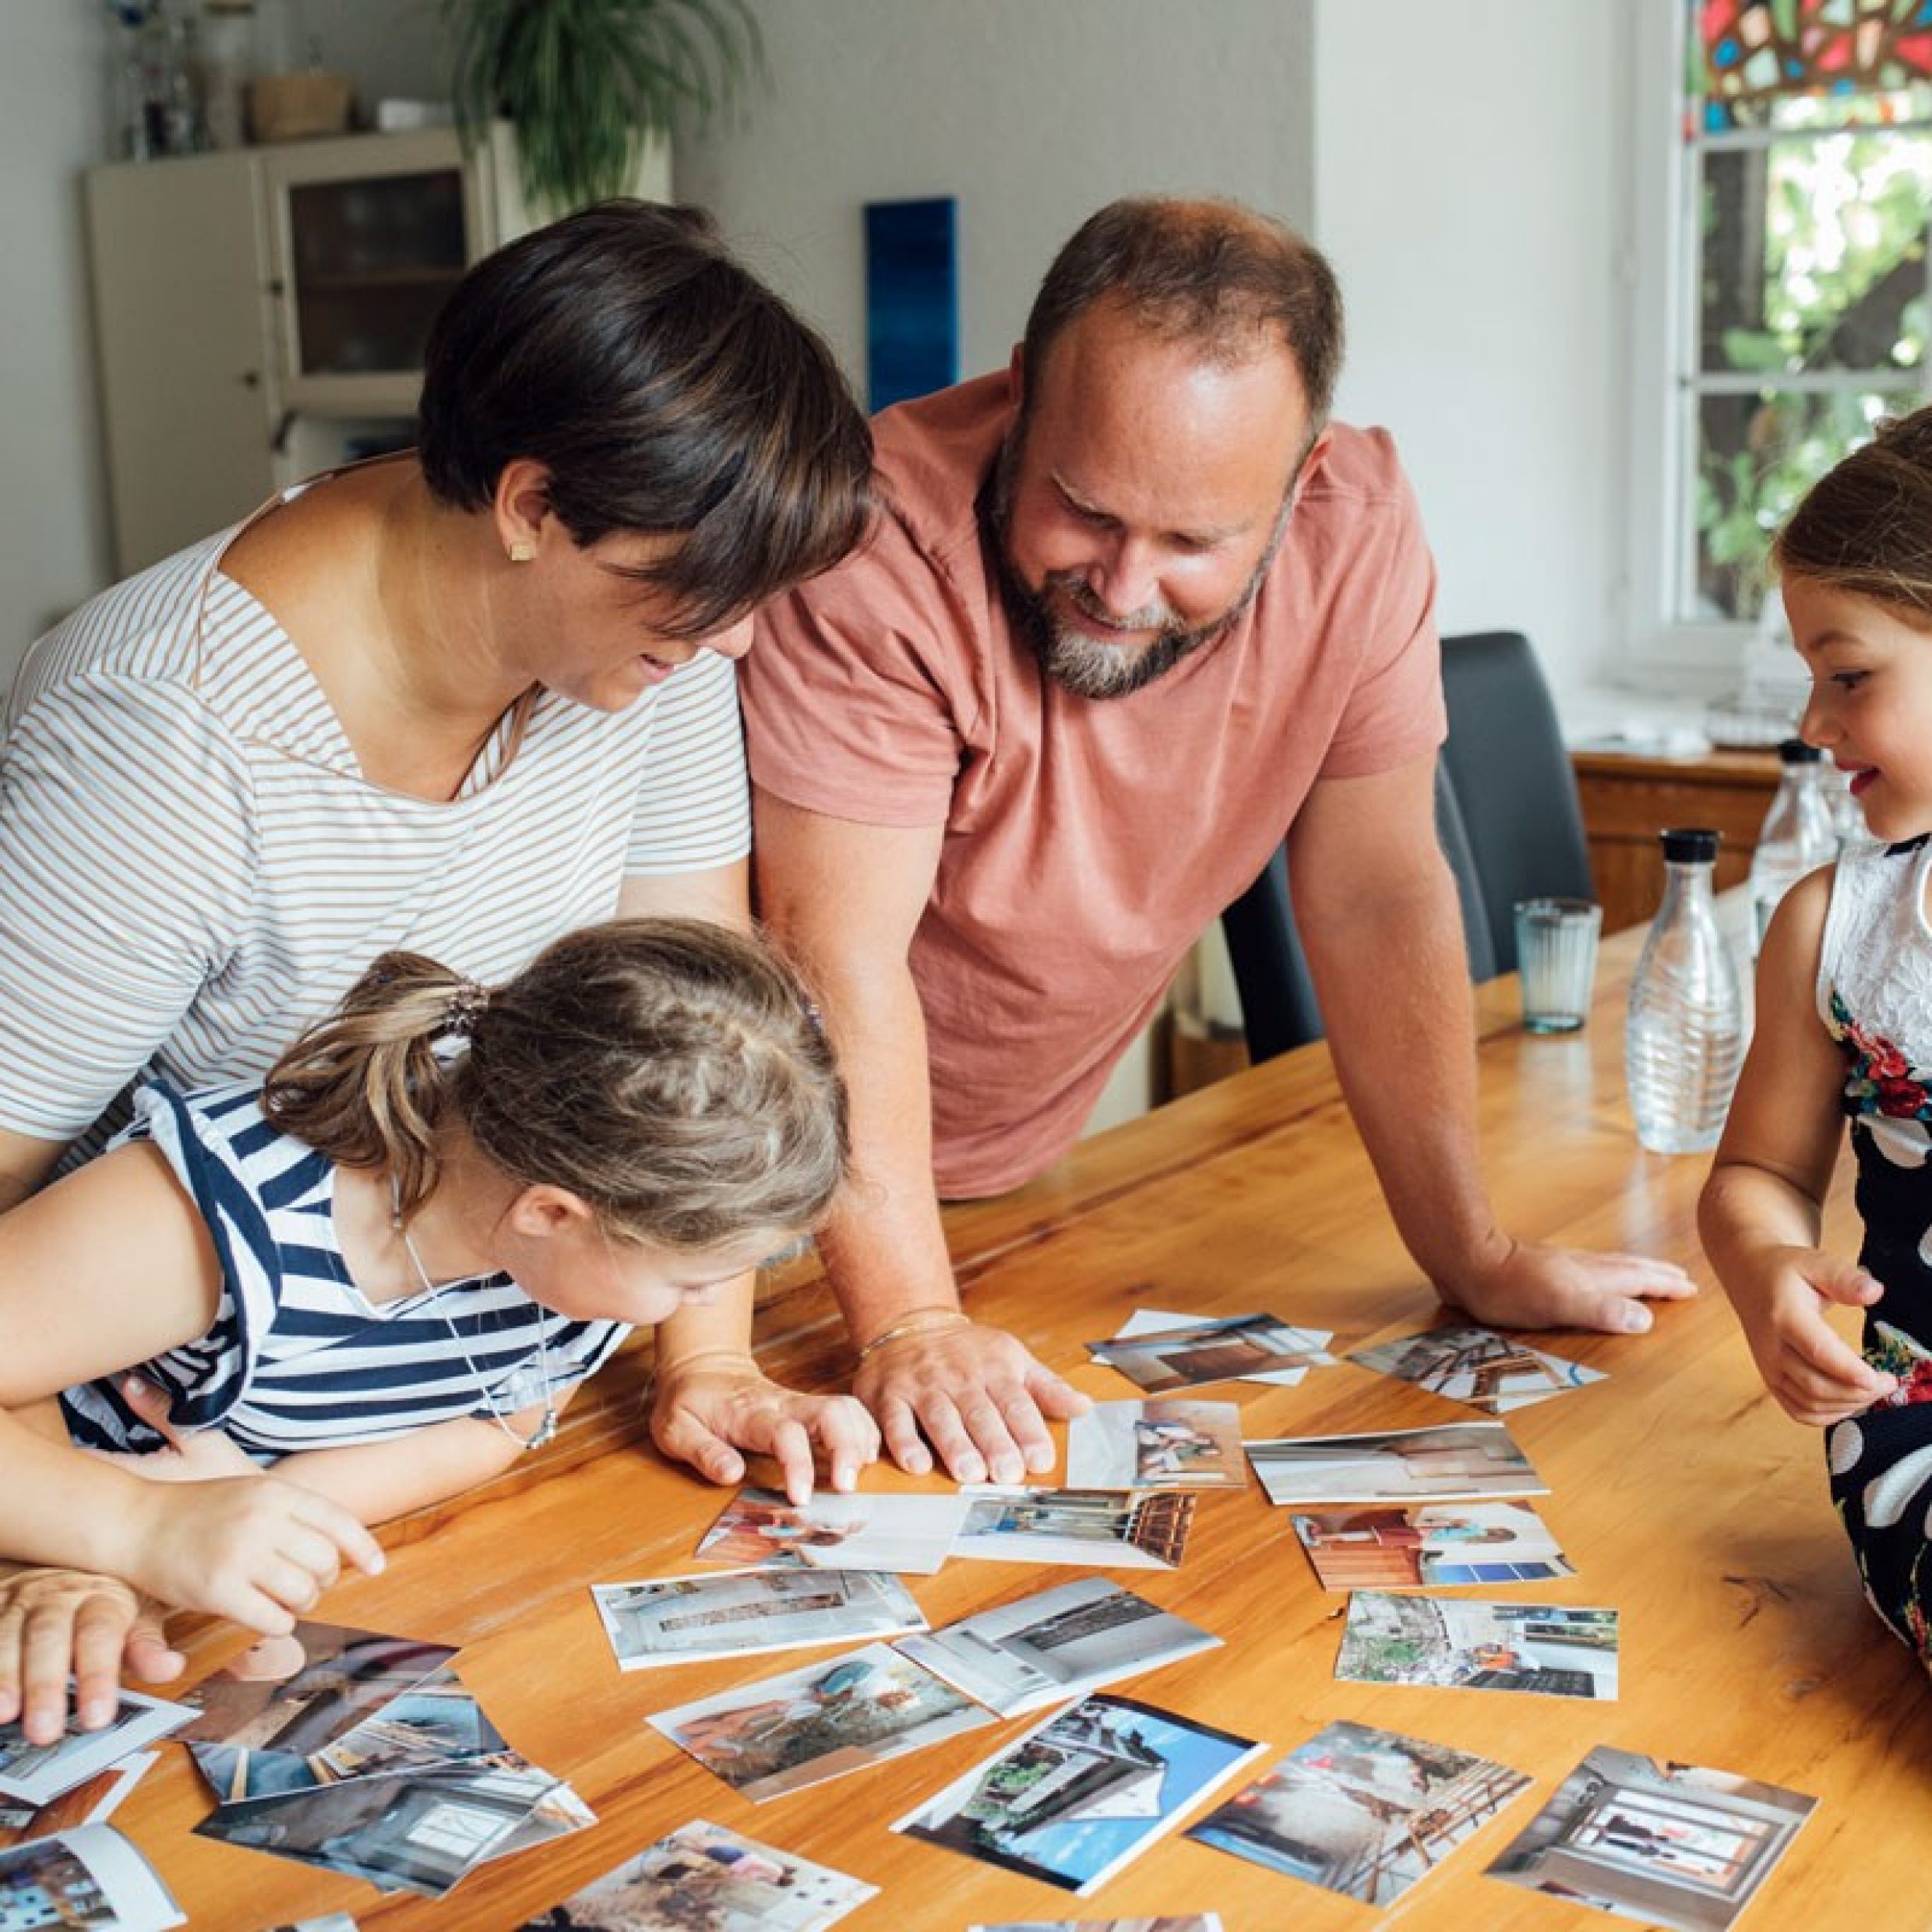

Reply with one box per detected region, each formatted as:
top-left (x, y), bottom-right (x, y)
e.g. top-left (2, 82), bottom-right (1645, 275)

top-left (1774, 404), bottom-right (1932, 622)
top-left (260, 918), bottom-right (847, 1249)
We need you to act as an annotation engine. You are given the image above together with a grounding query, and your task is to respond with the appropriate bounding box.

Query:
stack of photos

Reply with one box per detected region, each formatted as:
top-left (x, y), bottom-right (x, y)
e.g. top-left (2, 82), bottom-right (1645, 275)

top-left (1345, 1324), bottom-right (1605, 1412)
top-left (1087, 1311), bottom-right (1334, 1392)
top-left (0, 1824), bottom-right (182, 1930)
top-left (893, 1693), bottom-right (1264, 1896)
top-left (1486, 1744), bottom-right (1817, 1930)
top-left (650, 1641), bottom-right (993, 1802)
top-left (1066, 1401), bottom-right (1248, 1490)
top-left (1334, 1593), bottom-right (1620, 1699)
top-left (1289, 1500), bottom-right (1575, 1590)
top-left (0, 1689), bottom-right (187, 1807)
top-left (969, 1920), bottom-right (1225, 1931)
top-left (182, 1620), bottom-right (593, 1898)
top-left (0, 1753), bottom-right (157, 1852)
top-left (1186, 1718), bottom-right (1530, 1907)
top-left (519, 1819), bottom-right (876, 1932)
top-left (896, 1577), bottom-right (1220, 1717)
top-left (954, 1486), bottom-right (1197, 1569)
top-left (1245, 1422), bottom-right (1548, 1507)
top-left (694, 1488), bottom-right (972, 1574)
top-left (592, 1569), bottom-right (926, 1669)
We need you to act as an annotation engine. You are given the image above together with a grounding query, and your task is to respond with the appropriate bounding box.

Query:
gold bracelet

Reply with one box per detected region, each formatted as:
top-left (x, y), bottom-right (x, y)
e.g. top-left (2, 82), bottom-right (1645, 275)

top-left (854, 1307), bottom-right (971, 1364)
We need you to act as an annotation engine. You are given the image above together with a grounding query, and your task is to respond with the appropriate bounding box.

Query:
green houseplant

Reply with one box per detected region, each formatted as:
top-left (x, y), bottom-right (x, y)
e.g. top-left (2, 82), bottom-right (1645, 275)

top-left (443, 0), bottom-right (762, 215)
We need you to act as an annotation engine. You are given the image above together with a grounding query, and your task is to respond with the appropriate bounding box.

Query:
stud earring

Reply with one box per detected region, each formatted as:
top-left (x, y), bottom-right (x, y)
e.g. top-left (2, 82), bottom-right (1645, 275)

top-left (507, 539), bottom-right (536, 564)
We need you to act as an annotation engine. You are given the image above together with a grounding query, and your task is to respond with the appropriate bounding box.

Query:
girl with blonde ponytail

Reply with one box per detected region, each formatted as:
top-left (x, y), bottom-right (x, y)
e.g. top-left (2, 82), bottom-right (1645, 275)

top-left (0, 918), bottom-right (869, 1747)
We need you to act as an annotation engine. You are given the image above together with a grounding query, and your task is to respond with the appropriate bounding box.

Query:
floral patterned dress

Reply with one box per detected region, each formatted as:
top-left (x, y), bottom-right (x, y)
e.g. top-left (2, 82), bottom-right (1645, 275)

top-left (1820, 837), bottom-right (1932, 1665)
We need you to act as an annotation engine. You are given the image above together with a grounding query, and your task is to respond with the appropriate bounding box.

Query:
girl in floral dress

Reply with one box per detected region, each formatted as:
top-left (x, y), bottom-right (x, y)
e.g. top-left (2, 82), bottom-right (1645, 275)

top-left (1701, 405), bottom-right (1932, 1667)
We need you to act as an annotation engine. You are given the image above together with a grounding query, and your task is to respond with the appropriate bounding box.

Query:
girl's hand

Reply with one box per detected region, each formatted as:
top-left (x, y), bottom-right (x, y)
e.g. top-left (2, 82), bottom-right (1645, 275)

top-left (84, 1372), bottom-right (263, 1484)
top-left (0, 1564), bottom-right (182, 1746)
top-left (1736, 1246), bottom-right (1895, 1426)
top-left (120, 1469), bottom-right (385, 1638)
top-left (651, 1355), bottom-right (881, 1504)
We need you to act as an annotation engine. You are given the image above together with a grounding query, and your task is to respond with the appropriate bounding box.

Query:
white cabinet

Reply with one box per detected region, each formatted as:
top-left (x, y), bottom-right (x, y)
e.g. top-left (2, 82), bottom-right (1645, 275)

top-left (85, 128), bottom-right (670, 576)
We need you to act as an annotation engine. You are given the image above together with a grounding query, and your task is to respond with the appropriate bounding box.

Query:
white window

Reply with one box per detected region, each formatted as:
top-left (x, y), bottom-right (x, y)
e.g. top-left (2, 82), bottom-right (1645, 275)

top-left (1625, 0), bottom-right (1932, 690)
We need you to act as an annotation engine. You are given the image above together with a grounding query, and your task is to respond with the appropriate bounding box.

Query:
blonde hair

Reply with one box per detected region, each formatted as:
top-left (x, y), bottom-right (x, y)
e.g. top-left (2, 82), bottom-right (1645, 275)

top-left (261, 918), bottom-right (846, 1247)
top-left (1773, 404), bottom-right (1932, 624)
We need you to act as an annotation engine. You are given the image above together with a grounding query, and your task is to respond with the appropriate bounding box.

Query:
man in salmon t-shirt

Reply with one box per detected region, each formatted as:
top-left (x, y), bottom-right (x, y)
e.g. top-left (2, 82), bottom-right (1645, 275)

top-left (742, 196), bottom-right (1694, 1483)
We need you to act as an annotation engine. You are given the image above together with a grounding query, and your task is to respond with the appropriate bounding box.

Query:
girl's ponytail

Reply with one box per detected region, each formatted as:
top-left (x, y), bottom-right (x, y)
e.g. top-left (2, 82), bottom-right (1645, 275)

top-left (261, 952), bottom-right (482, 1218)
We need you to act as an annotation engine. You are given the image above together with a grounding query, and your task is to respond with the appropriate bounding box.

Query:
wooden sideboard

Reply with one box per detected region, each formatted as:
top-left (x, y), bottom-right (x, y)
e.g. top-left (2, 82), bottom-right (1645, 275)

top-left (1571, 746), bottom-right (1782, 935)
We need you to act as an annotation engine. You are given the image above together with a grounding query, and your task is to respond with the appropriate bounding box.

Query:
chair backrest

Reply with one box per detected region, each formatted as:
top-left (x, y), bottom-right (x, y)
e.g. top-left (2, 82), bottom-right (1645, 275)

top-left (1438, 630), bottom-right (1593, 975)
top-left (1220, 758), bottom-right (1496, 1060)
top-left (1220, 628), bottom-right (1585, 1060)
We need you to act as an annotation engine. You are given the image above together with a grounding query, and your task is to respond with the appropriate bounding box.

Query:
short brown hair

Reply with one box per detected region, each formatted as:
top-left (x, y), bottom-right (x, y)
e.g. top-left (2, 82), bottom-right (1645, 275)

top-left (1022, 196), bottom-right (1345, 424)
top-left (262, 919), bottom-right (847, 1250)
top-left (1774, 404), bottom-right (1932, 623)
top-left (418, 201), bottom-right (873, 639)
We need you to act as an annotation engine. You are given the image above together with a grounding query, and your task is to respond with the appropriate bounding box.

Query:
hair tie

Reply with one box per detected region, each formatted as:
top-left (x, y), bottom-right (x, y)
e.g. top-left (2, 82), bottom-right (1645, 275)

top-left (444, 978), bottom-right (490, 1038)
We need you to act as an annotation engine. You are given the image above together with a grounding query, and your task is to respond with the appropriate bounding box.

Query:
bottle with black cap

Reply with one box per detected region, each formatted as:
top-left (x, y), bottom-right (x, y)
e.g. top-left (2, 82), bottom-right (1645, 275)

top-left (1626, 827), bottom-right (1744, 1154)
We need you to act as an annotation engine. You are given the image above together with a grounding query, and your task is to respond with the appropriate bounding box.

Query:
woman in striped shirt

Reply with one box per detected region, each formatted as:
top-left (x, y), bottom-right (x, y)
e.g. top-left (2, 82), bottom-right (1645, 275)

top-left (0, 918), bottom-right (869, 1744)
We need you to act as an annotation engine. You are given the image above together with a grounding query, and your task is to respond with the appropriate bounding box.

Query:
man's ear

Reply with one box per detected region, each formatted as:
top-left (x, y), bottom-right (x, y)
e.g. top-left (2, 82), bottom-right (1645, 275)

top-left (1296, 427), bottom-right (1335, 490)
top-left (502, 1183), bottom-right (596, 1243)
top-left (490, 457), bottom-right (557, 562)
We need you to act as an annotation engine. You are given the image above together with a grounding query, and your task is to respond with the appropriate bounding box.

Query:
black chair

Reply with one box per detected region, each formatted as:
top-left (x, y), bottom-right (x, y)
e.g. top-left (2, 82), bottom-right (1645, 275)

top-left (1219, 629), bottom-right (1589, 1059)
top-left (1220, 759), bottom-right (1495, 1061)
top-left (1437, 629), bottom-right (1593, 975)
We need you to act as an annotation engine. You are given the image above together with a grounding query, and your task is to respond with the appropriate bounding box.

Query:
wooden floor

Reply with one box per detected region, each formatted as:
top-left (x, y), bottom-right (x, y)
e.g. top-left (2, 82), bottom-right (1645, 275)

top-left (106, 921), bottom-right (1930, 1930)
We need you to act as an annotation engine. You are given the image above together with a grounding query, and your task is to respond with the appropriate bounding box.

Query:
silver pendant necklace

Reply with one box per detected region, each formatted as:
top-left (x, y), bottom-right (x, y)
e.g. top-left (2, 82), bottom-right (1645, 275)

top-left (390, 1179), bottom-right (558, 1451)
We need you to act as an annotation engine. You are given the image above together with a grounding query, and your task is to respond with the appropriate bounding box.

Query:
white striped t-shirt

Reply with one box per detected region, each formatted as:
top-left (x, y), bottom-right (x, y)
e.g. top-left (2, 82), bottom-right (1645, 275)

top-left (0, 493), bottom-right (749, 1164)
top-left (60, 1082), bottom-right (629, 1458)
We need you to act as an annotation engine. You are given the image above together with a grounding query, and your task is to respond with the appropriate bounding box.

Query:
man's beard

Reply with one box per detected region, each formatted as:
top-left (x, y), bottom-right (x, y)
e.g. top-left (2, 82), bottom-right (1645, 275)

top-left (988, 431), bottom-right (1294, 701)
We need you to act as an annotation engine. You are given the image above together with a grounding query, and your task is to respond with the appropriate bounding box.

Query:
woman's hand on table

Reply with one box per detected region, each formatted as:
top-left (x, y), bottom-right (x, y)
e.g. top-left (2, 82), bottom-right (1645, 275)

top-left (0, 1564), bottom-right (180, 1744)
top-left (651, 1354), bottom-right (881, 1504)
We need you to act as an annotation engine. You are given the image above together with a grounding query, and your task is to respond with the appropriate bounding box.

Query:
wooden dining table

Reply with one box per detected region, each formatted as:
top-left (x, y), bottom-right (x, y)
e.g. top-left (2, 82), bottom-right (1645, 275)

top-left (105, 913), bottom-right (1929, 1931)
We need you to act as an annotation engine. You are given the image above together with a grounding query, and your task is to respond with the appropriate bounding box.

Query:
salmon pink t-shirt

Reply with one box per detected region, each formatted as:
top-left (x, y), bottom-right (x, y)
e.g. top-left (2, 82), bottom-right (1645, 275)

top-left (743, 374), bottom-right (1445, 1197)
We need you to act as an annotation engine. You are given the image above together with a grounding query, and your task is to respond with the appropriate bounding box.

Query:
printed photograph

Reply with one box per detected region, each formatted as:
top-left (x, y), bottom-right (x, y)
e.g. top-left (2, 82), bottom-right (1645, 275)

top-left (1186, 1718), bottom-right (1530, 1906)
top-left (894, 1692), bottom-right (1264, 1896)
top-left (0, 1824), bottom-right (182, 1931)
top-left (694, 1487), bottom-right (971, 1574)
top-left (1088, 1311), bottom-right (1334, 1393)
top-left (1334, 1593), bottom-right (1620, 1699)
top-left (969, 1920), bottom-right (1224, 1931)
top-left (594, 1568), bottom-right (926, 1669)
top-left (194, 1751), bottom-right (576, 1899)
top-left (1066, 1401), bottom-right (1249, 1491)
top-left (650, 1642), bottom-right (993, 1803)
top-left (0, 1752), bottom-right (154, 1852)
top-left (1486, 1743), bottom-right (1817, 1931)
top-left (1345, 1323), bottom-right (1606, 1412)
top-left (897, 1576), bottom-right (1220, 1717)
top-left (0, 1690), bottom-right (188, 1807)
top-left (1110, 1308), bottom-right (1333, 1387)
top-left (518, 1818), bottom-right (876, 1931)
top-left (181, 1620), bottom-right (461, 1802)
top-left (1289, 1500), bottom-right (1575, 1590)
top-left (251, 1918), bottom-right (359, 1931)
top-left (954, 1487), bottom-right (1197, 1570)
top-left (1244, 1422), bottom-right (1548, 1506)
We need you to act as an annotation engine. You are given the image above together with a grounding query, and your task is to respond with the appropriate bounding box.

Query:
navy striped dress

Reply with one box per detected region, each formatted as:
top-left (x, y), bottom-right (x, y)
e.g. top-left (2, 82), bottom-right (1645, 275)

top-left (60, 1081), bottom-right (629, 1461)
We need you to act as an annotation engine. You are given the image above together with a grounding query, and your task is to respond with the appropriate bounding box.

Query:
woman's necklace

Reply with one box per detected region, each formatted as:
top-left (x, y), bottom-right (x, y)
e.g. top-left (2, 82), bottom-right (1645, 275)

top-left (390, 1180), bottom-right (558, 1451)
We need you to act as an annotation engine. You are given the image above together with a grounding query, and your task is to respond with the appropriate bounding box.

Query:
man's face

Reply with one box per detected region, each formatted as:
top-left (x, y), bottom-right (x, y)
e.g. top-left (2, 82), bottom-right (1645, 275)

top-left (992, 298), bottom-right (1322, 699)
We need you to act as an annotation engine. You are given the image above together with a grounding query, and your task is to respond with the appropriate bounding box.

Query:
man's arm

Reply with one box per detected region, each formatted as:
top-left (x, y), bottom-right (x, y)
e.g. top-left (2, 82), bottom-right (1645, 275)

top-left (1288, 751), bottom-right (1696, 1332)
top-left (753, 789), bottom-right (1086, 1482)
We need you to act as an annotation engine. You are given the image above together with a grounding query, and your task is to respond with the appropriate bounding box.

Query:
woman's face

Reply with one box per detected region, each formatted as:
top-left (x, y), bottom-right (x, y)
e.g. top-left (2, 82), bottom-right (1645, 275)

top-left (507, 526), bottom-right (754, 712)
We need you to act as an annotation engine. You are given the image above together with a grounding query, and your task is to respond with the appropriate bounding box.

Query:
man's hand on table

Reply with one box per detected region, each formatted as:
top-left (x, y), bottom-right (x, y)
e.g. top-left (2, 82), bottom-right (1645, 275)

top-left (1440, 1237), bottom-right (1699, 1336)
top-left (855, 1318), bottom-right (1091, 1484)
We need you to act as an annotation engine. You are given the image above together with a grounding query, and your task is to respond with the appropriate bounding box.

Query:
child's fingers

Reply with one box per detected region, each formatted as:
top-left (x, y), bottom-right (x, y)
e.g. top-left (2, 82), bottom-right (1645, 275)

top-left (285, 1487), bottom-right (386, 1580)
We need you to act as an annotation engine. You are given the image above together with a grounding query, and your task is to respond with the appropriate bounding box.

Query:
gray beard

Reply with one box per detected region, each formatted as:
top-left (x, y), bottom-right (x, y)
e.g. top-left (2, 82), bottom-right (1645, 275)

top-left (987, 435), bottom-right (1293, 701)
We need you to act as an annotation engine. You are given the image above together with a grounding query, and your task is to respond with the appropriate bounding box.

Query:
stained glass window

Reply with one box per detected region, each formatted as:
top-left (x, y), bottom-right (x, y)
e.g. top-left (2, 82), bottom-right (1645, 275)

top-left (1694, 1), bottom-right (1932, 132)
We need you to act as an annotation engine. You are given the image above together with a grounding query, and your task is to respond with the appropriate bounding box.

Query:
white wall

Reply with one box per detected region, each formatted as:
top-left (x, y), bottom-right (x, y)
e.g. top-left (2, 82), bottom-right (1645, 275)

top-left (1312, 2), bottom-right (1627, 706)
top-left (2, 3), bottom-right (117, 676)
top-left (675, 0), bottom-right (1317, 390)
